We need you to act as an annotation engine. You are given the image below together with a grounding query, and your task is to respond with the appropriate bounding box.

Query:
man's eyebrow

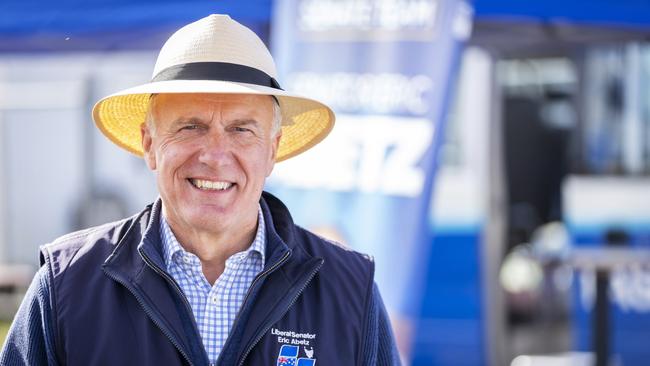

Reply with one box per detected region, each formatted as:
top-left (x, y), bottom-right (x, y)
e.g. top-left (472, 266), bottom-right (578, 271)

top-left (168, 117), bottom-right (261, 128)
top-left (229, 119), bottom-right (260, 127)
top-left (172, 117), bottom-right (204, 125)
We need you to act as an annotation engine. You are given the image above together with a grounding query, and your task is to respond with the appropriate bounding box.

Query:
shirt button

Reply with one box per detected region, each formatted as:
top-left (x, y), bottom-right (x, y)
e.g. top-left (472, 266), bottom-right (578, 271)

top-left (211, 295), bottom-right (218, 304)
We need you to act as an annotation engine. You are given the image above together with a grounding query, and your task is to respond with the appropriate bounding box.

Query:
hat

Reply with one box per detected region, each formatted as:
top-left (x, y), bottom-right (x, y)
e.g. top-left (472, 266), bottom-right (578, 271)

top-left (92, 14), bottom-right (335, 162)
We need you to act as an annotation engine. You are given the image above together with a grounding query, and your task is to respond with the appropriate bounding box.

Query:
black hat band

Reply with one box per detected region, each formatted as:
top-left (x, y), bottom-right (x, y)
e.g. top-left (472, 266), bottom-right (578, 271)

top-left (152, 62), bottom-right (283, 90)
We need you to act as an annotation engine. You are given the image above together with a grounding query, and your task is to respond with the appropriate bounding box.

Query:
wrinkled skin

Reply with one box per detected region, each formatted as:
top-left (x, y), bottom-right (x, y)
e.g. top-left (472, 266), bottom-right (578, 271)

top-left (141, 93), bottom-right (280, 281)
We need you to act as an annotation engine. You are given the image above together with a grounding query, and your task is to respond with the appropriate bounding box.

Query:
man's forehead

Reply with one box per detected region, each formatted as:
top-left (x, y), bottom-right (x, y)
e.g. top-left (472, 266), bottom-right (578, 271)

top-left (148, 93), bottom-right (276, 127)
top-left (152, 93), bottom-right (275, 107)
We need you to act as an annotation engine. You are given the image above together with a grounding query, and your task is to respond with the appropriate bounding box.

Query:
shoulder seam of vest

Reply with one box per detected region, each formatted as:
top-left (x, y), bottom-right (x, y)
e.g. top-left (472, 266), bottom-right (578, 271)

top-left (295, 224), bottom-right (375, 263)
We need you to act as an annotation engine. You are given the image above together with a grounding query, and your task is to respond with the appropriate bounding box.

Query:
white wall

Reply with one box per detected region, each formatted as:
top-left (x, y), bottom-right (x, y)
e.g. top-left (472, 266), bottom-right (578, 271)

top-left (0, 52), bottom-right (160, 267)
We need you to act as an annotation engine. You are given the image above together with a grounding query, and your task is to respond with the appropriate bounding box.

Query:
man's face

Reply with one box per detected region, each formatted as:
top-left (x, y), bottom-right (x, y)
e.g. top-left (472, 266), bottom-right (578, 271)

top-left (141, 93), bottom-right (280, 236)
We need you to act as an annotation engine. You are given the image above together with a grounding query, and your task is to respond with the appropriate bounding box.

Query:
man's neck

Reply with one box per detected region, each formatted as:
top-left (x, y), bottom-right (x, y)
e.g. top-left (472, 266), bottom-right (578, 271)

top-left (163, 213), bottom-right (259, 285)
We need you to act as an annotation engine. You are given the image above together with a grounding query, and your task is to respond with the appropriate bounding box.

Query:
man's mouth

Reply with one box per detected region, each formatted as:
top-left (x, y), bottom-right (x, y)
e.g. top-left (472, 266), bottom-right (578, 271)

top-left (188, 178), bottom-right (234, 191)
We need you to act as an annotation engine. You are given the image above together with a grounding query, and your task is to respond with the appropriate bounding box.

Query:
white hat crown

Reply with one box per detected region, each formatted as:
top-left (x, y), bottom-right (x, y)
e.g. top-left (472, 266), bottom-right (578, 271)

top-left (152, 14), bottom-right (278, 80)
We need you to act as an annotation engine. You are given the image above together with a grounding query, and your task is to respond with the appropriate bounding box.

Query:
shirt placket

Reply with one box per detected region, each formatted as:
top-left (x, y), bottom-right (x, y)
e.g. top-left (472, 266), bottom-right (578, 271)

top-left (180, 254), bottom-right (217, 363)
top-left (211, 254), bottom-right (243, 361)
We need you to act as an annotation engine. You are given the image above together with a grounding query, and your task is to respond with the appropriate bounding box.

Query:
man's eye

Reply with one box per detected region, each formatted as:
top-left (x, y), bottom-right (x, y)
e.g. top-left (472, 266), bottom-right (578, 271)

top-left (233, 126), bottom-right (251, 133)
top-left (179, 124), bottom-right (200, 131)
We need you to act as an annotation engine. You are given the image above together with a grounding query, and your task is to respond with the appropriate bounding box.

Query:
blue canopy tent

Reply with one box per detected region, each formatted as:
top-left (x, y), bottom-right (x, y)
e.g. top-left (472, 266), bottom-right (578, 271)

top-left (476, 0), bottom-right (650, 28)
top-left (0, 0), bottom-right (273, 51)
top-left (472, 0), bottom-right (650, 55)
top-left (2, 0), bottom-right (650, 52)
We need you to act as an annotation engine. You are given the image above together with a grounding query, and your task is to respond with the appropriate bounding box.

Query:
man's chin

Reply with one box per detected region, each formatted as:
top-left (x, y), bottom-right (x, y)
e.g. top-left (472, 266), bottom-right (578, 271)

top-left (183, 214), bottom-right (232, 233)
top-left (185, 206), bottom-right (231, 222)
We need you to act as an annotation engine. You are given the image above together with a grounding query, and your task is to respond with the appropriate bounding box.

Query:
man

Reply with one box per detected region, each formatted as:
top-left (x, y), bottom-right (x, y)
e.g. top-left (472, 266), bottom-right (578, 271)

top-left (1, 14), bottom-right (400, 366)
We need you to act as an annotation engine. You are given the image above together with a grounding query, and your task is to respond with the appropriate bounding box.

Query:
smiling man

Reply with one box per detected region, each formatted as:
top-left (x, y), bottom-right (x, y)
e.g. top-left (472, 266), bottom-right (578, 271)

top-left (0, 14), bottom-right (400, 366)
top-left (143, 93), bottom-right (281, 284)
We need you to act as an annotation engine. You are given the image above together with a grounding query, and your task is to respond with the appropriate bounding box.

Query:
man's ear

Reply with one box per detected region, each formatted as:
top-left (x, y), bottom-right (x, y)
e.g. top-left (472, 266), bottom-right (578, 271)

top-left (266, 130), bottom-right (282, 177)
top-left (141, 123), bottom-right (156, 170)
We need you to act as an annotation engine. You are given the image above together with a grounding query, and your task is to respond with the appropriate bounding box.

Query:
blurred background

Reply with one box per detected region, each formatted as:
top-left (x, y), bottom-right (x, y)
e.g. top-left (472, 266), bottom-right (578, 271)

top-left (1, 0), bottom-right (650, 365)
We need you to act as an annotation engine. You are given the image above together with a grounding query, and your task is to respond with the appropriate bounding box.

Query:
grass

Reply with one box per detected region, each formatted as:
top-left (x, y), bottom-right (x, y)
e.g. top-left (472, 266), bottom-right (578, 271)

top-left (0, 320), bottom-right (11, 345)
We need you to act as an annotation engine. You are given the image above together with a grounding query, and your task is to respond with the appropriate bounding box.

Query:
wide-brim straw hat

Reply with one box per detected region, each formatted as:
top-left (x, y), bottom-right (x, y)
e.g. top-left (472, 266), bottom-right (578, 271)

top-left (92, 14), bottom-right (334, 162)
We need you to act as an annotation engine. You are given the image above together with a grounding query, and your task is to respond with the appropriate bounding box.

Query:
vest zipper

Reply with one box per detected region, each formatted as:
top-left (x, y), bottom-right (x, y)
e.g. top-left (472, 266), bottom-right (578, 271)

top-left (102, 266), bottom-right (195, 366)
top-left (216, 249), bottom-right (292, 365)
top-left (137, 247), bottom-right (208, 364)
top-left (138, 248), bottom-right (197, 331)
top-left (236, 259), bottom-right (323, 366)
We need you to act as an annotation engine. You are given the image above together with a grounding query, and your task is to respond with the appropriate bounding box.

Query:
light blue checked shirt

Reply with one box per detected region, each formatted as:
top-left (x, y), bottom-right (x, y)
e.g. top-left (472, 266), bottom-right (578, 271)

top-left (160, 207), bottom-right (266, 365)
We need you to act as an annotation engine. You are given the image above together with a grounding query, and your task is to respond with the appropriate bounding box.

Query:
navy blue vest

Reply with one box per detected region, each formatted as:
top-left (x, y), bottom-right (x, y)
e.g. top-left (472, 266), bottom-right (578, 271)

top-left (39, 192), bottom-right (374, 365)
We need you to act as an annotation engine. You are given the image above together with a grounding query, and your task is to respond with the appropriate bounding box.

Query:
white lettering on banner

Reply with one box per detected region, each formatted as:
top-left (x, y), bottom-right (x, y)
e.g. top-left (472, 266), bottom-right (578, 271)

top-left (580, 266), bottom-right (650, 313)
top-left (270, 115), bottom-right (434, 197)
top-left (298, 0), bottom-right (438, 32)
top-left (288, 72), bottom-right (432, 115)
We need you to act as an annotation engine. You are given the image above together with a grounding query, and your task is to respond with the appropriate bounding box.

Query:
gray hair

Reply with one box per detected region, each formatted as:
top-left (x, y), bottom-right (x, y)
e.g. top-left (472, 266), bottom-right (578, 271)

top-left (145, 94), bottom-right (283, 137)
top-left (270, 97), bottom-right (283, 136)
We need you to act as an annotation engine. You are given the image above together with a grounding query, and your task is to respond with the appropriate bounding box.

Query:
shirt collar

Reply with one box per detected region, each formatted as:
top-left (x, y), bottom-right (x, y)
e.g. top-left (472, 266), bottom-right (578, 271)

top-left (160, 205), bottom-right (266, 270)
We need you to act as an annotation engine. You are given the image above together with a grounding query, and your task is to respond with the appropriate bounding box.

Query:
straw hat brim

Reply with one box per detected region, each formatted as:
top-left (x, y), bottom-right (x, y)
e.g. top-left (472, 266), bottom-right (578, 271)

top-left (92, 79), bottom-right (335, 162)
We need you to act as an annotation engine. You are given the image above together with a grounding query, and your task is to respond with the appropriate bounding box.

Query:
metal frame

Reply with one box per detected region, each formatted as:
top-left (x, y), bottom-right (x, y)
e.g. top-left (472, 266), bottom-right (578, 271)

top-left (482, 48), bottom-right (509, 366)
top-left (0, 110), bottom-right (6, 262)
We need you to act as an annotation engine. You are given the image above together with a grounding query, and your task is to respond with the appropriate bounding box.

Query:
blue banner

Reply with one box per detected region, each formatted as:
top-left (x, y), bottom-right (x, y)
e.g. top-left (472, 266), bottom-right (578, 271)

top-left (269, 0), bottom-right (473, 360)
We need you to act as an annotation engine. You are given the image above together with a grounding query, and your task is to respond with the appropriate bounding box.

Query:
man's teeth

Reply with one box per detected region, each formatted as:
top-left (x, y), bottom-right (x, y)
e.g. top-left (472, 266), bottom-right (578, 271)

top-left (191, 179), bottom-right (233, 191)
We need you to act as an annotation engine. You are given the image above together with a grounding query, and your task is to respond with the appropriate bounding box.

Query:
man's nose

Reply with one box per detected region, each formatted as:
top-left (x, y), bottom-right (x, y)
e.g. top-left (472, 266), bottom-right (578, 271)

top-left (197, 129), bottom-right (232, 165)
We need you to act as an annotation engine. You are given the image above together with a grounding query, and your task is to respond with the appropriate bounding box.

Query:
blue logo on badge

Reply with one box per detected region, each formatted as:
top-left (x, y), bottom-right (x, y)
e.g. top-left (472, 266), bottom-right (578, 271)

top-left (276, 344), bottom-right (317, 366)
top-left (297, 359), bottom-right (316, 366)
top-left (277, 345), bottom-right (299, 366)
